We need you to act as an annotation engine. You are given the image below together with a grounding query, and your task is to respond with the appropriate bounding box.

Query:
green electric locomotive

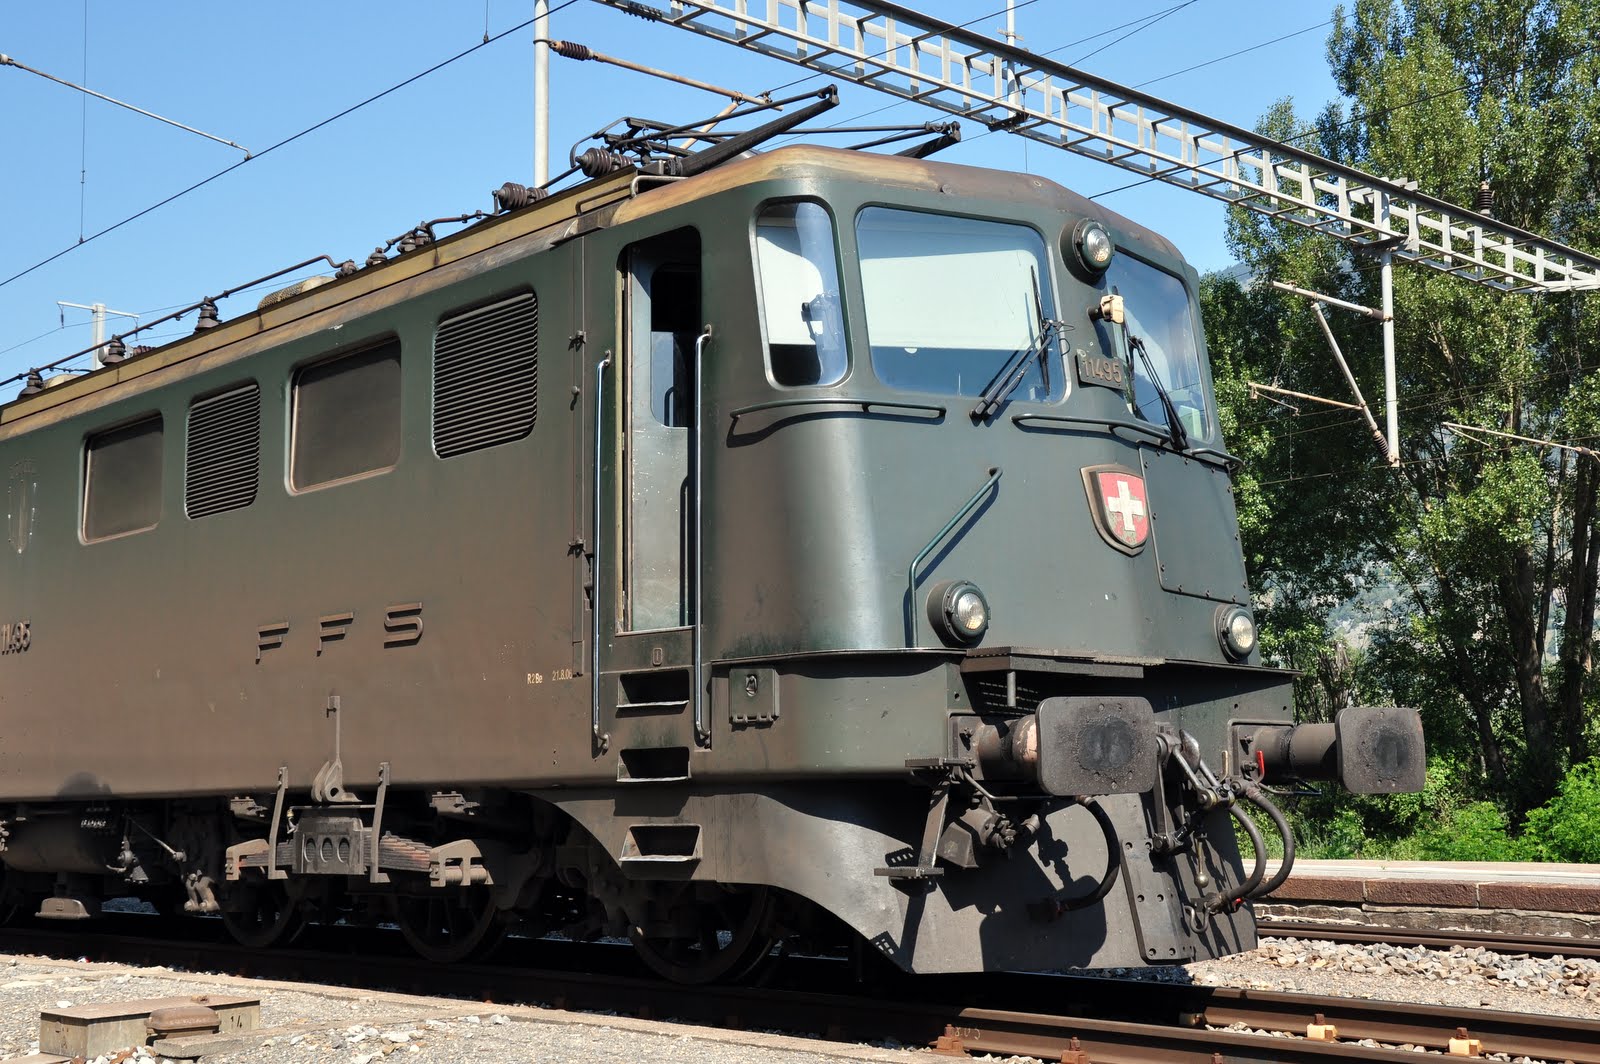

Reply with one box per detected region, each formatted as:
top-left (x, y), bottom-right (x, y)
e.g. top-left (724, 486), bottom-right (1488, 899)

top-left (0, 115), bottom-right (1423, 980)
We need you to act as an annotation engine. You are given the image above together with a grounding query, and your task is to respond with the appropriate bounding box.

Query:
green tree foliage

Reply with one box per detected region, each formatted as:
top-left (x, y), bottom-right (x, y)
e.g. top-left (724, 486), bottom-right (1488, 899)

top-left (1203, 0), bottom-right (1600, 816)
top-left (1520, 758), bottom-right (1600, 861)
top-left (1415, 802), bottom-right (1520, 861)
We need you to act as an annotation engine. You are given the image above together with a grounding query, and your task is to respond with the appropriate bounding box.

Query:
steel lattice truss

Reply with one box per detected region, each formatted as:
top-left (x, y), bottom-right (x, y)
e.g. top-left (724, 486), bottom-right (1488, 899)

top-left (591, 0), bottom-right (1600, 294)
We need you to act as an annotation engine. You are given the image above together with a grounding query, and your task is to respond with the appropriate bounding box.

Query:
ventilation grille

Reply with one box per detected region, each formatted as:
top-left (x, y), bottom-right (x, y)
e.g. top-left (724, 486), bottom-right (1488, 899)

top-left (186, 384), bottom-right (260, 518)
top-left (434, 293), bottom-right (538, 458)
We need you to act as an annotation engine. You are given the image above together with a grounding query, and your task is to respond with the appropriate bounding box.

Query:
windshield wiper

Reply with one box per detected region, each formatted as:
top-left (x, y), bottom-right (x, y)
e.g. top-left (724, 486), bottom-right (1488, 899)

top-left (1128, 333), bottom-right (1190, 452)
top-left (970, 268), bottom-right (1057, 421)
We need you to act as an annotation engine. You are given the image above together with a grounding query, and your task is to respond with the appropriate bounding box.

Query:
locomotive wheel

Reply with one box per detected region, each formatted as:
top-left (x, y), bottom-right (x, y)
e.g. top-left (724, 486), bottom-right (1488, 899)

top-left (221, 883), bottom-right (306, 949)
top-left (627, 885), bottom-right (778, 984)
top-left (394, 889), bottom-right (507, 963)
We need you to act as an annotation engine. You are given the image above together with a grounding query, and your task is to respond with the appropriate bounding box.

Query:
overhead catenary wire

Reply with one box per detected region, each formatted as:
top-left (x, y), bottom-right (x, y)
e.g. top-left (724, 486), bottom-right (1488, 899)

top-left (1134, 19), bottom-right (1331, 89)
top-left (0, 52), bottom-right (251, 156)
top-left (1090, 30), bottom-right (1600, 202)
top-left (0, 0), bottom-right (585, 295)
top-left (1237, 362), bottom-right (1590, 434)
top-left (781, 1), bottom-right (1214, 147)
top-left (77, 0), bottom-right (89, 241)
top-left (757, 0), bottom-right (1044, 97)
top-left (1068, 0), bottom-right (1199, 67)
top-left (1252, 434), bottom-right (1600, 488)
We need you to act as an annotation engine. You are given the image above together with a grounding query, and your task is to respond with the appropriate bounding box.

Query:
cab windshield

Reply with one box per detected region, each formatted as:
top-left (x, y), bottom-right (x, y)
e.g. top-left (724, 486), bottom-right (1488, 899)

top-left (856, 208), bottom-right (1062, 402)
top-left (1094, 256), bottom-right (1211, 441)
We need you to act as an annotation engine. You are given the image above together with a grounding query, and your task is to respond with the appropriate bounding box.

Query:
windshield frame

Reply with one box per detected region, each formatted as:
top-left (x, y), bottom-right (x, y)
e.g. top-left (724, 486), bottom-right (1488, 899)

top-left (852, 204), bottom-right (1068, 407)
top-left (1091, 250), bottom-right (1215, 445)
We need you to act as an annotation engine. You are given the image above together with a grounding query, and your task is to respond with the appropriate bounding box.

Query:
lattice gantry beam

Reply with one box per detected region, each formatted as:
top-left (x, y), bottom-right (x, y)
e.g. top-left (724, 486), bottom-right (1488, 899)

top-left (591, 0), bottom-right (1600, 294)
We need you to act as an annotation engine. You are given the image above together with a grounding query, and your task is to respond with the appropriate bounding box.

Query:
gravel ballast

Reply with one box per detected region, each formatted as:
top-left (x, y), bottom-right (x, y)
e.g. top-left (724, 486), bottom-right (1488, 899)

top-left (0, 955), bottom-right (927, 1064)
top-left (0, 931), bottom-right (1597, 1063)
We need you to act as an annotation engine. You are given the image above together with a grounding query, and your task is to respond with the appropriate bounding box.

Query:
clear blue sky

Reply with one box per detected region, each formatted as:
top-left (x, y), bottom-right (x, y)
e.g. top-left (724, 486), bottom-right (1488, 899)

top-left (0, 1), bottom-right (1343, 383)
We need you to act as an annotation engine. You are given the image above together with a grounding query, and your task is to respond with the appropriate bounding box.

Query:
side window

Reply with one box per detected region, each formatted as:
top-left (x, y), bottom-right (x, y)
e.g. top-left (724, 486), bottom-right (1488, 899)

top-left (291, 340), bottom-right (402, 491)
top-left (84, 414), bottom-right (163, 541)
top-left (754, 201), bottom-right (847, 386)
top-left (646, 266), bottom-right (699, 428)
top-left (186, 383), bottom-right (260, 518)
top-left (433, 292), bottom-right (539, 458)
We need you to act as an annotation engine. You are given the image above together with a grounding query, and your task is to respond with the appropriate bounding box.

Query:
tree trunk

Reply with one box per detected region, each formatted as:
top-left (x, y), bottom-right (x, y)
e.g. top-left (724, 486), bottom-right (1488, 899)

top-left (1499, 543), bottom-right (1558, 800)
top-left (1558, 456), bottom-right (1600, 764)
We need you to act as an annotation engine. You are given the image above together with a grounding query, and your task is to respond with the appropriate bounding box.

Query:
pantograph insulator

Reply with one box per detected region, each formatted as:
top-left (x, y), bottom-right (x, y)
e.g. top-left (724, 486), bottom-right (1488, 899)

top-left (575, 148), bottom-right (630, 178)
top-left (493, 182), bottom-right (549, 212)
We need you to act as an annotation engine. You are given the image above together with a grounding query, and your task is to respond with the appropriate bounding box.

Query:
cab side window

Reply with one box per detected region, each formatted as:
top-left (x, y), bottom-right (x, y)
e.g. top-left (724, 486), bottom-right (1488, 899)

top-left (754, 201), bottom-right (847, 387)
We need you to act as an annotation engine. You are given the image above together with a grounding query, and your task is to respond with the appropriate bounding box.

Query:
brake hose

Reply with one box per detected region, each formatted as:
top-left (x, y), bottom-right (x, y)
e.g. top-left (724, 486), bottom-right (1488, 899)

top-left (1053, 797), bottom-right (1123, 912)
top-left (1238, 780), bottom-right (1296, 898)
top-left (1208, 802), bottom-right (1267, 912)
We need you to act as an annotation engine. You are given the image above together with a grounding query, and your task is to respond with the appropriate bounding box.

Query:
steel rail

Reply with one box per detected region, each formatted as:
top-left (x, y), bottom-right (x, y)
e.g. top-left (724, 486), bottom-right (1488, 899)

top-left (4, 923), bottom-right (1599, 1064)
top-left (1259, 917), bottom-right (1600, 960)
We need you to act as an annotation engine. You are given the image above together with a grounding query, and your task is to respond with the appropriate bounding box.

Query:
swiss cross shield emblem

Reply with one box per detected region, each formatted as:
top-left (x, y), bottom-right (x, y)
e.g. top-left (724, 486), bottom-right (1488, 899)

top-left (1082, 466), bottom-right (1149, 554)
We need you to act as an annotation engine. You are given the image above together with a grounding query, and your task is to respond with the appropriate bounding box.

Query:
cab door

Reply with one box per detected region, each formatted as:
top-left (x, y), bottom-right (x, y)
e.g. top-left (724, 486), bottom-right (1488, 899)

top-left (595, 229), bottom-right (704, 776)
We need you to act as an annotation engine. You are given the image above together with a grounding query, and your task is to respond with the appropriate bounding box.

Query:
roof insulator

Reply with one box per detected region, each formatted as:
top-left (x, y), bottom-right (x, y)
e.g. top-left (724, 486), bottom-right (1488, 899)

top-left (367, 247), bottom-right (388, 268)
top-left (335, 259), bottom-right (358, 277)
top-left (101, 338), bottom-right (127, 365)
top-left (575, 147), bottom-right (629, 178)
top-left (193, 300), bottom-right (221, 331)
top-left (20, 370), bottom-right (45, 396)
top-left (493, 182), bottom-right (549, 212)
top-left (398, 228), bottom-right (428, 254)
top-left (550, 40), bottom-right (594, 61)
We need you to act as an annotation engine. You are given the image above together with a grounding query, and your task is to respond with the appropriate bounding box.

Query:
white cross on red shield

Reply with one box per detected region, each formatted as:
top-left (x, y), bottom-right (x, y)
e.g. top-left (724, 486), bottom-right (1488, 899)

top-left (1083, 466), bottom-right (1149, 553)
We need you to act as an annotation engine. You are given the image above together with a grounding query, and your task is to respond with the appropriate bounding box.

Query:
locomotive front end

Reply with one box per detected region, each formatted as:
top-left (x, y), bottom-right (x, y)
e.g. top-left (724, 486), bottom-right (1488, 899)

top-left (575, 147), bottom-right (1425, 975)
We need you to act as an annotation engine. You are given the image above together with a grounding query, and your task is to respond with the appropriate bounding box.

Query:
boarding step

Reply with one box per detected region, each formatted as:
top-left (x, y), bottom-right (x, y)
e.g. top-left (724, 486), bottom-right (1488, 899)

top-left (616, 746), bottom-right (692, 784)
top-left (619, 824), bottom-right (702, 874)
top-left (614, 668), bottom-right (691, 716)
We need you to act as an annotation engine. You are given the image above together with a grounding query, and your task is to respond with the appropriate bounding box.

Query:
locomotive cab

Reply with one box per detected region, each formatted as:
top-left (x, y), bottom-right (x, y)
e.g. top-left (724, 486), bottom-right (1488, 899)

top-left (569, 146), bottom-right (1424, 974)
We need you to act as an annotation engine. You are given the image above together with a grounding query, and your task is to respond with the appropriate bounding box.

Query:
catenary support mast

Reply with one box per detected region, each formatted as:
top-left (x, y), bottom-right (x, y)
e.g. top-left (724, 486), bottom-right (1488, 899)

top-left (587, 0), bottom-right (1600, 296)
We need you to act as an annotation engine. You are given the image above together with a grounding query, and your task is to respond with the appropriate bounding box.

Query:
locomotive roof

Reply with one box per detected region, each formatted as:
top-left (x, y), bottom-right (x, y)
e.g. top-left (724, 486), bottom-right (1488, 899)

top-left (1, 144), bottom-right (1184, 438)
top-left (613, 144), bottom-right (1184, 262)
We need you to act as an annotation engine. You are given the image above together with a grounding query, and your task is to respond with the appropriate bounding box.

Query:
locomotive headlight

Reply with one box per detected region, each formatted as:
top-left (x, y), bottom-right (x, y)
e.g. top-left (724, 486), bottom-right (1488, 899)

top-left (1216, 605), bottom-right (1257, 660)
top-left (928, 580), bottom-right (991, 646)
top-left (1072, 219), bottom-right (1115, 273)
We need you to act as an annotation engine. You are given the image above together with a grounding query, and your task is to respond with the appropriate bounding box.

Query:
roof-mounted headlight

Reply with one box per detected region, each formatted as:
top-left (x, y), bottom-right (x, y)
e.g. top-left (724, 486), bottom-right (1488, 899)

top-left (927, 580), bottom-right (990, 646)
top-left (1069, 219), bottom-right (1115, 274)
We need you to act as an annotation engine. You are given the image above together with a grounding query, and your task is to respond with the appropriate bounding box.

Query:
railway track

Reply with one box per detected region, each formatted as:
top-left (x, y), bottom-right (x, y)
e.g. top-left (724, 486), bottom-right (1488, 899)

top-left (2, 921), bottom-right (1598, 1063)
top-left (1258, 918), bottom-right (1600, 960)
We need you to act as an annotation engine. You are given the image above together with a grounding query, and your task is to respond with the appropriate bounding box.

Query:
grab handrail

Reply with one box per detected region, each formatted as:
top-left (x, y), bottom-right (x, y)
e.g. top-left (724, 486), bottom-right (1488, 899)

top-left (729, 396), bottom-right (946, 422)
top-left (906, 466), bottom-right (1002, 647)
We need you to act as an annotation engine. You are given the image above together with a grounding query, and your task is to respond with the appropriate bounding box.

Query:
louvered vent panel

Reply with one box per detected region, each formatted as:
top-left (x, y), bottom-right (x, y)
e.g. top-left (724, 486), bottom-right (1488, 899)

top-left (186, 384), bottom-right (260, 518)
top-left (433, 293), bottom-right (538, 458)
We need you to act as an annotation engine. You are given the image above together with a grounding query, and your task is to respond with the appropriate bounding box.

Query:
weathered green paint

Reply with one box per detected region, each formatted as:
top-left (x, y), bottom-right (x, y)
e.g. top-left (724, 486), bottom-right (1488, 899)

top-left (0, 146), bottom-right (1298, 973)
